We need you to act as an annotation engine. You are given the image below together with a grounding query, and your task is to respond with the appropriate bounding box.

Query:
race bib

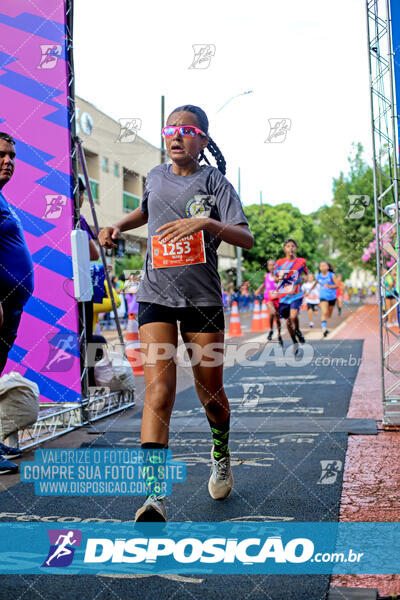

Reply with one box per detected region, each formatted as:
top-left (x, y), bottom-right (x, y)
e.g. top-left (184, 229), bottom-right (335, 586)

top-left (281, 280), bottom-right (296, 294)
top-left (151, 231), bottom-right (206, 269)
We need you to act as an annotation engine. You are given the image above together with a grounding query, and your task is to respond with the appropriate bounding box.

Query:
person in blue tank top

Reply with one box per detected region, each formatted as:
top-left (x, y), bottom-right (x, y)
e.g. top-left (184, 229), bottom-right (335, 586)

top-left (0, 133), bottom-right (34, 373)
top-left (313, 261), bottom-right (338, 338)
top-left (0, 132), bottom-right (35, 475)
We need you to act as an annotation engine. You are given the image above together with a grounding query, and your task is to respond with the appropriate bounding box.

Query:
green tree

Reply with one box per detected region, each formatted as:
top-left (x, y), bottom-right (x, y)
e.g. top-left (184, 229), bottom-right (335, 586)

top-left (242, 203), bottom-right (320, 289)
top-left (316, 143), bottom-right (378, 272)
top-left (115, 254), bottom-right (144, 278)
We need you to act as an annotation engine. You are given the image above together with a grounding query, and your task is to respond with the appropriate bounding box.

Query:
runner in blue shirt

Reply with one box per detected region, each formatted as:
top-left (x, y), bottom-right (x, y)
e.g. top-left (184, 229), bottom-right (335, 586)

top-left (311, 261), bottom-right (338, 338)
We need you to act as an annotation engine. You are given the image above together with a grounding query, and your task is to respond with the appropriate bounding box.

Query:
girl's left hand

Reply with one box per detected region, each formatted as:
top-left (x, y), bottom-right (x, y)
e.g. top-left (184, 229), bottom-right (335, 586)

top-left (156, 218), bottom-right (209, 243)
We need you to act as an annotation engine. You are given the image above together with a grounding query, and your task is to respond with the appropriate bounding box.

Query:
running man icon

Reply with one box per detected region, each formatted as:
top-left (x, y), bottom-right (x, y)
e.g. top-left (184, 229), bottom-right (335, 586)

top-left (317, 460), bottom-right (343, 485)
top-left (41, 333), bottom-right (77, 373)
top-left (42, 529), bottom-right (82, 568)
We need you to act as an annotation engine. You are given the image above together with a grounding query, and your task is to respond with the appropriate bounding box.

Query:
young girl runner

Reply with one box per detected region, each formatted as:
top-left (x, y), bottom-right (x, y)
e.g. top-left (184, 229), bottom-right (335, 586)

top-left (99, 105), bottom-right (253, 522)
top-left (311, 261), bottom-right (338, 337)
top-left (302, 272), bottom-right (320, 328)
top-left (256, 259), bottom-right (282, 344)
top-left (274, 239), bottom-right (307, 353)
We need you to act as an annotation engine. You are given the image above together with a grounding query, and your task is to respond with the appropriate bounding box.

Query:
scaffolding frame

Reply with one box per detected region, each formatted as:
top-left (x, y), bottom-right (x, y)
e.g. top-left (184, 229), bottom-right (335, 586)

top-left (366, 0), bottom-right (400, 424)
top-left (16, 390), bottom-right (135, 451)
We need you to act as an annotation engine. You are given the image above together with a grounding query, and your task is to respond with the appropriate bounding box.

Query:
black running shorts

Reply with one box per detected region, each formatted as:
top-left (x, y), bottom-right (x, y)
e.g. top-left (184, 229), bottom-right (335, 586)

top-left (306, 303), bottom-right (319, 311)
top-left (319, 298), bottom-right (337, 307)
top-left (137, 302), bottom-right (225, 333)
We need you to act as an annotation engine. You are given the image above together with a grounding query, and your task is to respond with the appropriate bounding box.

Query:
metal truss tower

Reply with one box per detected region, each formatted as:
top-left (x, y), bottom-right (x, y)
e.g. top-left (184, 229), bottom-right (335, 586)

top-left (366, 0), bottom-right (400, 424)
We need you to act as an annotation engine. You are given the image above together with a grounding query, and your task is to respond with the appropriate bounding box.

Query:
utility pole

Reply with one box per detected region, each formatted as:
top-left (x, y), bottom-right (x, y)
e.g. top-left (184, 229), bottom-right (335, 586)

top-left (161, 95), bottom-right (165, 164)
top-left (259, 190), bottom-right (263, 216)
top-left (236, 167), bottom-right (242, 288)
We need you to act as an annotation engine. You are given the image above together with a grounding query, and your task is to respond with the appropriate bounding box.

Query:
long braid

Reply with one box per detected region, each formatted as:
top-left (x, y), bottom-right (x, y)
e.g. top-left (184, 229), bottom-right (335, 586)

top-left (169, 104), bottom-right (226, 175)
top-left (199, 148), bottom-right (211, 166)
top-left (205, 136), bottom-right (226, 176)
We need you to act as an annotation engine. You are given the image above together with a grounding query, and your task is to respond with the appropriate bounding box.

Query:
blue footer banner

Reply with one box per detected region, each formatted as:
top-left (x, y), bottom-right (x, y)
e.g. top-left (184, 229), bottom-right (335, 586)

top-left (0, 522), bottom-right (399, 575)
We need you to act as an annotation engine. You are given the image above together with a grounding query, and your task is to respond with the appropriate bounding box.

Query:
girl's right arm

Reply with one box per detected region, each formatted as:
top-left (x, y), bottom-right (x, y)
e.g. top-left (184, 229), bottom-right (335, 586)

top-left (98, 208), bottom-right (148, 248)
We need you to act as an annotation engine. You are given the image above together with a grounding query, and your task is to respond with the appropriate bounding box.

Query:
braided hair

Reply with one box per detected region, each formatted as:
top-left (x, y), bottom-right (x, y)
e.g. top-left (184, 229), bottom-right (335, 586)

top-left (169, 105), bottom-right (226, 175)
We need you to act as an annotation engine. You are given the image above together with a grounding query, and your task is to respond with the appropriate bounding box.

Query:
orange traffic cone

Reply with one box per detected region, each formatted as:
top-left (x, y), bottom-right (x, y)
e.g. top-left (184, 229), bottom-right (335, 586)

top-left (125, 313), bottom-right (144, 376)
top-left (260, 300), bottom-right (270, 330)
top-left (251, 300), bottom-right (263, 332)
top-left (228, 301), bottom-right (243, 337)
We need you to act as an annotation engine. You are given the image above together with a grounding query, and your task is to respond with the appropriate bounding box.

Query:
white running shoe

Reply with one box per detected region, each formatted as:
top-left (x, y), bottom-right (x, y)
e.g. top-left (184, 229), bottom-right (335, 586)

top-left (208, 447), bottom-right (234, 500)
top-left (135, 495), bottom-right (166, 522)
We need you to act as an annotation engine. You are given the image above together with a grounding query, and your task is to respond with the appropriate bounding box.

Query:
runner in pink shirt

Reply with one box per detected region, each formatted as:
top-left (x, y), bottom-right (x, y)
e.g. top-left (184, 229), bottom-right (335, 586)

top-left (256, 259), bottom-right (282, 345)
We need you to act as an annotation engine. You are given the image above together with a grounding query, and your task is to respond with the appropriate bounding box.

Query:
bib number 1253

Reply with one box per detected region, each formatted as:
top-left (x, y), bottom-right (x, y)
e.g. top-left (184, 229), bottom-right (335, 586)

top-left (151, 230), bottom-right (206, 269)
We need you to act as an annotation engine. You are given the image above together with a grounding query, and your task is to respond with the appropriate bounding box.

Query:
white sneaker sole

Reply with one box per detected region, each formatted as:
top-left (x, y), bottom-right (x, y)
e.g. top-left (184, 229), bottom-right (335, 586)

top-left (208, 449), bottom-right (234, 500)
top-left (208, 475), bottom-right (234, 500)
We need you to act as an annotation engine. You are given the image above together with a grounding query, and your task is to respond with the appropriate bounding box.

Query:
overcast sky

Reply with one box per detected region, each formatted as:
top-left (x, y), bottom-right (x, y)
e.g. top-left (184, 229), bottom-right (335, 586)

top-left (74, 0), bottom-right (372, 214)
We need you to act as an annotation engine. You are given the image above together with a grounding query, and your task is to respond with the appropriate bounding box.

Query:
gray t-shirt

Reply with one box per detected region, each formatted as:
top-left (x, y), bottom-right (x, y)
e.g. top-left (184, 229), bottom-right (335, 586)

top-left (136, 163), bottom-right (248, 308)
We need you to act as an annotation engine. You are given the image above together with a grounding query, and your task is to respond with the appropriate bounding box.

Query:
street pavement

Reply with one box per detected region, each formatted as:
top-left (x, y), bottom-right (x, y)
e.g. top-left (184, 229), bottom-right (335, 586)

top-left (0, 300), bottom-right (391, 599)
top-left (330, 304), bottom-right (400, 597)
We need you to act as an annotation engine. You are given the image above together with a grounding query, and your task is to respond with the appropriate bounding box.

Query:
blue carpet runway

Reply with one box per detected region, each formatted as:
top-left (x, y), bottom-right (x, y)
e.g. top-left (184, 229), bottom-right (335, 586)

top-left (0, 339), bottom-right (371, 599)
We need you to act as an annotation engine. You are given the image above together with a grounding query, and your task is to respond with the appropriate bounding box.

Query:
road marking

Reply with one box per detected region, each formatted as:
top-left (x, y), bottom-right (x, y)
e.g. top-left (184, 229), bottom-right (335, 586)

top-left (172, 406), bottom-right (324, 416)
top-left (240, 375), bottom-right (317, 381)
top-left (229, 397), bottom-right (301, 404)
top-left (226, 379), bottom-right (336, 385)
top-left (174, 451), bottom-right (274, 468)
top-left (99, 574), bottom-right (204, 583)
top-left (225, 516), bottom-right (294, 522)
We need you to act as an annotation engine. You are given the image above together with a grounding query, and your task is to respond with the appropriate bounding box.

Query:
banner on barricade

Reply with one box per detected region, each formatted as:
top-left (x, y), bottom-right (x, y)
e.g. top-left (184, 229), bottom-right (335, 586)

top-left (0, 1), bottom-right (80, 403)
